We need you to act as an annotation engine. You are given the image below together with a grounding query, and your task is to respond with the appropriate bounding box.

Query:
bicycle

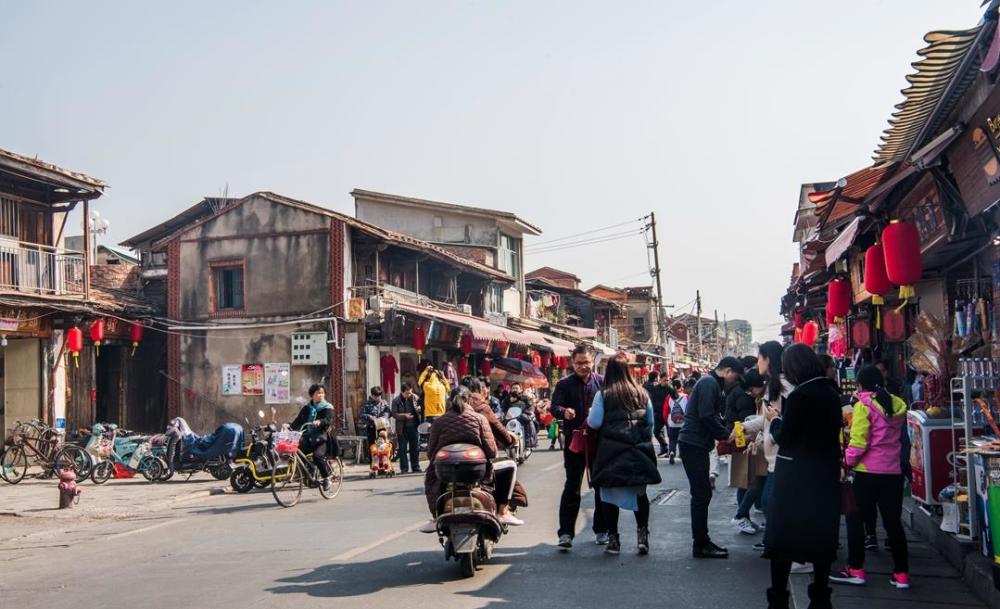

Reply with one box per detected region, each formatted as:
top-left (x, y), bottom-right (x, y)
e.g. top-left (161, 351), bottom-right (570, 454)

top-left (270, 429), bottom-right (344, 508)
top-left (1, 419), bottom-right (92, 484)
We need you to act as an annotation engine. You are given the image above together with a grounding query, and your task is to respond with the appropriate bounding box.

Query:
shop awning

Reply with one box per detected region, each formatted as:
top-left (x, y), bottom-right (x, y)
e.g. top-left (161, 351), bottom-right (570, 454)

top-left (824, 217), bottom-right (864, 267)
top-left (590, 342), bottom-right (617, 356)
top-left (394, 302), bottom-right (531, 345)
top-left (517, 329), bottom-right (576, 356)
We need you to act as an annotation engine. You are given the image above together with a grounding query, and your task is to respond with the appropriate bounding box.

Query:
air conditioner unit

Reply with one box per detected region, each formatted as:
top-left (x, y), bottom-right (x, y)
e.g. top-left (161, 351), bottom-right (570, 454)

top-left (458, 304), bottom-right (473, 315)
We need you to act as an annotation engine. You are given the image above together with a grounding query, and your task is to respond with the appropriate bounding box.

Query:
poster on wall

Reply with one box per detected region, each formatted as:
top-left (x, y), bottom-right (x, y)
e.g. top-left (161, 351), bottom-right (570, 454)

top-left (264, 363), bottom-right (290, 404)
top-left (241, 364), bottom-right (264, 396)
top-left (222, 365), bottom-right (242, 396)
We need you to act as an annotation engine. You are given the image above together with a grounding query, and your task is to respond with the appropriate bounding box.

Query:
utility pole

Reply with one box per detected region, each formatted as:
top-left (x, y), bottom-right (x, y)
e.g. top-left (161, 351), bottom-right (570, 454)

top-left (724, 314), bottom-right (730, 357)
top-left (696, 290), bottom-right (703, 365)
top-left (648, 212), bottom-right (666, 351)
top-left (714, 309), bottom-right (719, 363)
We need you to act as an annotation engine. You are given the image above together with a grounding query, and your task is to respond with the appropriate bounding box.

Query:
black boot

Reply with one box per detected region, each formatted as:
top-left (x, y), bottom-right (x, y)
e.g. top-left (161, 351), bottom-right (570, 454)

top-left (807, 583), bottom-right (832, 609)
top-left (766, 588), bottom-right (789, 609)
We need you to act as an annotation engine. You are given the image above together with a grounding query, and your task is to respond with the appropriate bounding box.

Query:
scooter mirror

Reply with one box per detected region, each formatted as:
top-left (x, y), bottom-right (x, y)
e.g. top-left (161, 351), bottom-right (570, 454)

top-left (507, 406), bottom-right (523, 419)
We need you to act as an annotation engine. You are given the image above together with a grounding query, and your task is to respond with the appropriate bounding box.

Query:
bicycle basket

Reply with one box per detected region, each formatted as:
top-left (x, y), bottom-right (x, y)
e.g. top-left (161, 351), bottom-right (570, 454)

top-left (274, 431), bottom-right (302, 455)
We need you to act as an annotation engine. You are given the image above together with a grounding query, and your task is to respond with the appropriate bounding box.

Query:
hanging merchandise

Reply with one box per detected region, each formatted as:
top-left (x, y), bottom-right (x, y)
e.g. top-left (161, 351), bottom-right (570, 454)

top-left (129, 322), bottom-right (144, 357)
top-left (480, 357), bottom-right (493, 377)
top-left (801, 320), bottom-right (819, 347)
top-left (827, 278), bottom-right (850, 323)
top-left (412, 324), bottom-right (426, 359)
top-left (828, 324), bottom-right (848, 358)
top-left (494, 340), bottom-right (510, 358)
top-left (793, 327), bottom-right (803, 344)
top-left (540, 352), bottom-right (551, 369)
top-left (380, 353), bottom-right (399, 394)
top-left (67, 327), bottom-right (83, 368)
top-left (460, 330), bottom-right (473, 356)
top-left (90, 319), bottom-right (106, 357)
top-left (864, 244), bottom-right (892, 328)
top-left (882, 220), bottom-right (922, 303)
top-left (531, 351), bottom-right (541, 368)
top-left (793, 307), bottom-right (805, 329)
top-left (457, 357), bottom-right (468, 377)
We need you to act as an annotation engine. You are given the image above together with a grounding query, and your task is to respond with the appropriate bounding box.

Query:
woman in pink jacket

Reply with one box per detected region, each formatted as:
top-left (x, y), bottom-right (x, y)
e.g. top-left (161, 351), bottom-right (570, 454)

top-left (830, 365), bottom-right (910, 590)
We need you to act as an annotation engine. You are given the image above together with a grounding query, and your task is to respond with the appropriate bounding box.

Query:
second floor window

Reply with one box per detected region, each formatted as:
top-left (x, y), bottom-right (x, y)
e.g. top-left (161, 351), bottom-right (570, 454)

top-left (632, 316), bottom-right (646, 337)
top-left (498, 233), bottom-right (520, 277)
top-left (214, 264), bottom-right (245, 311)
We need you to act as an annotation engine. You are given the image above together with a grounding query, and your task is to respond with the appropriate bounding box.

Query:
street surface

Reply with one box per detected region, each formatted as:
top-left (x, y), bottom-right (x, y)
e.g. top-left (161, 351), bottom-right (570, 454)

top-left (0, 450), bottom-right (985, 609)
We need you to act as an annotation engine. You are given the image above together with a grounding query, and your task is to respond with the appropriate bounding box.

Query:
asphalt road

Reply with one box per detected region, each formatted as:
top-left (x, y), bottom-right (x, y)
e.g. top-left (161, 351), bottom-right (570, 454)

top-left (0, 449), bottom-right (985, 609)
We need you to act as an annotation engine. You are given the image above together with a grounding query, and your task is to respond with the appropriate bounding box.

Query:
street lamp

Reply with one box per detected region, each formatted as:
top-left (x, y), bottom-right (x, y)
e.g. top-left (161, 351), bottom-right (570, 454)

top-left (89, 210), bottom-right (110, 260)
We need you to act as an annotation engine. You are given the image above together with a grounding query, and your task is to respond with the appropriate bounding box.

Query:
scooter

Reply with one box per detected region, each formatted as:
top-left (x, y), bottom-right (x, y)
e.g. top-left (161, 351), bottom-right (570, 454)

top-left (433, 443), bottom-right (506, 578)
top-left (159, 419), bottom-right (242, 482)
top-left (230, 410), bottom-right (281, 493)
top-left (417, 421), bottom-right (432, 453)
top-left (504, 407), bottom-right (532, 465)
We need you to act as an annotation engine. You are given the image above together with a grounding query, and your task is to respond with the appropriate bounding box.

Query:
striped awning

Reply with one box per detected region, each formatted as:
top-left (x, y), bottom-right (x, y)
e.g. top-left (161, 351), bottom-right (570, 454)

top-left (874, 26), bottom-right (985, 163)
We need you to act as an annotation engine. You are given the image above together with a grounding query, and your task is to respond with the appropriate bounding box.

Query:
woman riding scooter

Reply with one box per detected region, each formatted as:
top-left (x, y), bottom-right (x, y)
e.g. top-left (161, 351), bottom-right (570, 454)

top-left (290, 384), bottom-right (340, 488)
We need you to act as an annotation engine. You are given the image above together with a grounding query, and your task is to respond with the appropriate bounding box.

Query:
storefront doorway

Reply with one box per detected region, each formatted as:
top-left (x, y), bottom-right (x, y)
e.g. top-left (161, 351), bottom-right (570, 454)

top-left (0, 338), bottom-right (41, 443)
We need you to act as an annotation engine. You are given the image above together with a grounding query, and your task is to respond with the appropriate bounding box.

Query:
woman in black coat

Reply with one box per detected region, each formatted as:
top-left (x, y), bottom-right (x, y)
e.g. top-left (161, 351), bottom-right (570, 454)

top-left (764, 344), bottom-right (842, 609)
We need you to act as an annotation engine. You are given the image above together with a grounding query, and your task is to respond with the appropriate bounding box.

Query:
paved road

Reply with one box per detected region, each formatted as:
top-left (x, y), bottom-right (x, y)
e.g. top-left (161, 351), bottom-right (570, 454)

top-left (0, 449), bottom-right (985, 609)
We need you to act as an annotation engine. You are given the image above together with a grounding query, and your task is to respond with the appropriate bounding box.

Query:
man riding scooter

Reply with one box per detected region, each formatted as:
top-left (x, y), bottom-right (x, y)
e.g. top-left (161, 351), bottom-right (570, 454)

top-left (502, 383), bottom-right (538, 450)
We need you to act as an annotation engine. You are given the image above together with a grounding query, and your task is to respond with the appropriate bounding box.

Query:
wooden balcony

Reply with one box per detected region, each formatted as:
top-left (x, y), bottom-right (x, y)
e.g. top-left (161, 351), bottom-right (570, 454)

top-left (0, 241), bottom-right (85, 296)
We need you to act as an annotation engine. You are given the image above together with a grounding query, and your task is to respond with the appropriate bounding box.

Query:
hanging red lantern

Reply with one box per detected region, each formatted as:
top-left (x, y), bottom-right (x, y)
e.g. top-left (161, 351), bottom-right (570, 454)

top-left (531, 351), bottom-right (541, 368)
top-left (882, 220), bottom-right (922, 301)
top-left (480, 357), bottom-right (492, 376)
top-left (864, 243), bottom-right (892, 329)
top-left (457, 357), bottom-right (468, 377)
top-left (129, 322), bottom-right (144, 357)
top-left (801, 320), bottom-right (819, 348)
top-left (540, 352), bottom-right (552, 369)
top-left (412, 324), bottom-right (426, 358)
top-left (67, 327), bottom-right (83, 368)
top-left (827, 278), bottom-right (850, 323)
top-left (793, 307), bottom-right (805, 329)
top-left (460, 330), bottom-right (473, 356)
top-left (89, 319), bottom-right (106, 357)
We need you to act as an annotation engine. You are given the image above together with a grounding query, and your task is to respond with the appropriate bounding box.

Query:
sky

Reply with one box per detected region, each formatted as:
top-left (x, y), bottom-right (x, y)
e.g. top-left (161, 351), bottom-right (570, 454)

top-left (1, 1), bottom-right (990, 341)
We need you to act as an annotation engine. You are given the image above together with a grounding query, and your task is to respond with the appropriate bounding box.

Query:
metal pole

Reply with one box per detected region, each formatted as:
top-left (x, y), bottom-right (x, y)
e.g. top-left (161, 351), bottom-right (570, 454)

top-left (696, 290), bottom-right (703, 365)
top-left (649, 212), bottom-right (666, 351)
top-left (82, 200), bottom-right (91, 300)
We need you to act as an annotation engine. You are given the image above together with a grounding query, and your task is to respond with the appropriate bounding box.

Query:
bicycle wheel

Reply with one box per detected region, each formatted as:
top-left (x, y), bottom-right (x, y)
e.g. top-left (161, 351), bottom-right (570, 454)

top-left (271, 453), bottom-right (303, 507)
top-left (139, 456), bottom-right (165, 482)
top-left (54, 445), bottom-right (92, 481)
top-left (1, 446), bottom-right (28, 483)
top-left (319, 457), bottom-right (344, 499)
top-left (91, 460), bottom-right (114, 484)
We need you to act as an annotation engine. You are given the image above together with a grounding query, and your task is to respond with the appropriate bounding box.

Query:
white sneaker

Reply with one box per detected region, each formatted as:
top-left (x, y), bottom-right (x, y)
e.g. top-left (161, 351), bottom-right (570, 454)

top-left (500, 513), bottom-right (524, 526)
top-left (419, 520), bottom-right (438, 534)
top-left (731, 517), bottom-right (759, 535)
top-left (791, 562), bottom-right (813, 574)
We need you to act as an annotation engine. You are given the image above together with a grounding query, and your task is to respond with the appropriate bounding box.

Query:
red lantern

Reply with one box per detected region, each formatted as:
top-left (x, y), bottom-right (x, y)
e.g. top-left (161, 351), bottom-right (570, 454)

top-left (129, 322), bottom-right (144, 357)
top-left (540, 352), bottom-right (551, 369)
top-left (494, 340), bottom-right (509, 357)
top-left (801, 320), bottom-right (819, 348)
top-left (827, 278), bottom-right (850, 323)
top-left (460, 330), bottom-right (473, 356)
top-left (67, 327), bottom-right (83, 368)
top-left (793, 327), bottom-right (802, 344)
top-left (793, 307), bottom-right (805, 329)
top-left (457, 357), bottom-right (468, 377)
top-left (90, 319), bottom-right (106, 357)
top-left (864, 243), bottom-right (892, 328)
top-left (480, 357), bottom-right (492, 376)
top-left (531, 351), bottom-right (541, 368)
top-left (412, 324), bottom-right (426, 357)
top-left (882, 220), bottom-right (922, 300)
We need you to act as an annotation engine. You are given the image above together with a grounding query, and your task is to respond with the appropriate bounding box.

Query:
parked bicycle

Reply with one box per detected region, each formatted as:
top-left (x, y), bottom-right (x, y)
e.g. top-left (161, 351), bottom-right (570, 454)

top-left (270, 429), bottom-right (344, 507)
top-left (86, 424), bottom-right (166, 484)
top-left (1, 419), bottom-right (92, 484)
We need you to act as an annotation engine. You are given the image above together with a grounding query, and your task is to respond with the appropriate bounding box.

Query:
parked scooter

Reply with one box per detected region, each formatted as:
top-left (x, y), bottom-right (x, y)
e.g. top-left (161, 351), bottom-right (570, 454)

top-left (87, 424), bottom-right (166, 484)
top-left (159, 418), bottom-right (241, 482)
top-left (230, 410), bottom-right (281, 493)
top-left (432, 443), bottom-right (506, 578)
top-left (504, 407), bottom-right (531, 465)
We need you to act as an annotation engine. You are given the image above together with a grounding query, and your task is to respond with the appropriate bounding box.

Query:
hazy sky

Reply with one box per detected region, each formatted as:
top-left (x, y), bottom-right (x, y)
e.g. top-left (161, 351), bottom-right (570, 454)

top-left (2, 2), bottom-right (988, 340)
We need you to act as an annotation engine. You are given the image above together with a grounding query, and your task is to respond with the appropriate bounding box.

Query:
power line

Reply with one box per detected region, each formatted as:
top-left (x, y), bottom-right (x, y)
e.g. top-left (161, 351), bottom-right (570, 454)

top-left (525, 229), bottom-right (645, 254)
top-left (526, 217), bottom-right (646, 248)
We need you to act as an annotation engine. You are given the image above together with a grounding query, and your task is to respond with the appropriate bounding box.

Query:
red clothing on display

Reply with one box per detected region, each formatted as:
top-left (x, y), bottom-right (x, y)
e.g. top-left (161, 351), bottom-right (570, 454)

top-left (380, 353), bottom-right (399, 394)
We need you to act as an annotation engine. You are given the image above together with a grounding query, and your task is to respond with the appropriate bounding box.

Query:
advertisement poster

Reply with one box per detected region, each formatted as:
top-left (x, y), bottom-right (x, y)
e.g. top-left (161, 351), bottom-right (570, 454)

top-left (264, 363), bottom-right (290, 404)
top-left (222, 365), bottom-right (242, 396)
top-left (241, 364), bottom-right (264, 396)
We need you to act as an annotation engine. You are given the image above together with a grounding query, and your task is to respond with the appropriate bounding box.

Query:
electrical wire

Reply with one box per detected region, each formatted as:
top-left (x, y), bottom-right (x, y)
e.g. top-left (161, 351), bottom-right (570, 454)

top-left (525, 217), bottom-right (646, 248)
top-left (526, 229), bottom-right (645, 254)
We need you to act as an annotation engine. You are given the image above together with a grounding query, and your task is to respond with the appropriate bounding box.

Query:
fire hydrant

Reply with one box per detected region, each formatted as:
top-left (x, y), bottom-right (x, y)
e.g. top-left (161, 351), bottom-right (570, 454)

top-left (57, 467), bottom-right (81, 509)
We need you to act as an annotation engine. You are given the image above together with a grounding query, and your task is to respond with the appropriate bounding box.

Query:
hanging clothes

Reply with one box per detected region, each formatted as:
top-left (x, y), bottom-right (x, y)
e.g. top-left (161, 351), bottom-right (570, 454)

top-left (380, 353), bottom-right (399, 394)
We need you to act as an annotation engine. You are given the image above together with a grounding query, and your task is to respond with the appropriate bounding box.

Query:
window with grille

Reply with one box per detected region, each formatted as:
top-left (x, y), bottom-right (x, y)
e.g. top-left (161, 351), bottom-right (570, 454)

top-left (213, 263), bottom-right (245, 311)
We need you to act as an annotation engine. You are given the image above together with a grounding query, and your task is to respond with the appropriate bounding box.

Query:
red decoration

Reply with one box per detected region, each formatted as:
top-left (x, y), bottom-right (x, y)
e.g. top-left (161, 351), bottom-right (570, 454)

top-left (793, 327), bottom-right (802, 344)
top-left (540, 352), bottom-right (551, 369)
top-left (851, 319), bottom-right (871, 349)
top-left (412, 324), bottom-right (426, 356)
top-left (531, 352), bottom-right (541, 368)
top-left (864, 243), bottom-right (892, 329)
top-left (793, 308), bottom-right (805, 329)
top-left (883, 309), bottom-right (906, 342)
top-left (90, 319), bottom-right (106, 357)
top-left (480, 358), bottom-right (492, 376)
top-left (827, 278), bottom-right (850, 322)
top-left (460, 330), bottom-right (473, 356)
top-left (457, 357), bottom-right (468, 377)
top-left (67, 327), bottom-right (83, 368)
top-left (129, 322), bottom-right (144, 357)
top-left (801, 320), bottom-right (819, 348)
top-left (494, 340), bottom-right (509, 354)
top-left (882, 220), bottom-right (922, 300)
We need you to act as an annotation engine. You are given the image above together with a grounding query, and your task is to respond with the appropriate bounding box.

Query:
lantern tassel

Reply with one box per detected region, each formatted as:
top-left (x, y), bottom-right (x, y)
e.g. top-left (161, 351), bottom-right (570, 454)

top-left (895, 285), bottom-right (915, 312)
top-left (131, 342), bottom-right (138, 357)
top-left (73, 353), bottom-right (79, 369)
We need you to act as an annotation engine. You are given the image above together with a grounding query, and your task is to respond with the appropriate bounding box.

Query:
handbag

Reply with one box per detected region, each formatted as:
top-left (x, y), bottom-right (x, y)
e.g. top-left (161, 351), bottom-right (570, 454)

top-left (569, 425), bottom-right (597, 455)
top-left (716, 439), bottom-right (736, 456)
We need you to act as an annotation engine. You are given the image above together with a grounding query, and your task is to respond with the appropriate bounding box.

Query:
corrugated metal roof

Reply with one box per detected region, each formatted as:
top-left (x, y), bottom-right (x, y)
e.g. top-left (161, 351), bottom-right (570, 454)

top-left (808, 163), bottom-right (899, 227)
top-left (874, 26), bottom-right (986, 163)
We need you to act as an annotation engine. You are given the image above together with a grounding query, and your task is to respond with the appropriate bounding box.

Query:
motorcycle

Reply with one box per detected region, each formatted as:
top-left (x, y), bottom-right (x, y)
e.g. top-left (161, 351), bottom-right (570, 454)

top-left (159, 418), bottom-right (242, 482)
top-left (432, 443), bottom-right (506, 578)
top-left (230, 410), bottom-right (281, 493)
top-left (417, 421), bottom-right (432, 453)
top-left (504, 407), bottom-right (532, 465)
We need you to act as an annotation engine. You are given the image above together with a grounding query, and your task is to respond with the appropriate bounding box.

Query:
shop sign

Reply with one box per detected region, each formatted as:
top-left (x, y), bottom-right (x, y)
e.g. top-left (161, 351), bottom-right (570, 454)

top-left (948, 87), bottom-right (1000, 217)
top-left (895, 173), bottom-right (948, 253)
top-left (0, 308), bottom-right (41, 333)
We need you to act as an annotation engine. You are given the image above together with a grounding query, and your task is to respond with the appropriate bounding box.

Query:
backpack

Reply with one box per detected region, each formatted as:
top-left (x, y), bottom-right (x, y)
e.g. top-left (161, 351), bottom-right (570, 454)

top-left (669, 398), bottom-right (685, 425)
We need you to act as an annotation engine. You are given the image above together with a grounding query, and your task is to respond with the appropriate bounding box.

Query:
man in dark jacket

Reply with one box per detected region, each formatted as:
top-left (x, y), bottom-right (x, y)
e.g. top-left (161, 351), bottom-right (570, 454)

top-left (647, 371), bottom-right (673, 457)
top-left (549, 345), bottom-right (608, 550)
top-left (680, 356), bottom-right (744, 558)
top-left (391, 383), bottom-right (422, 474)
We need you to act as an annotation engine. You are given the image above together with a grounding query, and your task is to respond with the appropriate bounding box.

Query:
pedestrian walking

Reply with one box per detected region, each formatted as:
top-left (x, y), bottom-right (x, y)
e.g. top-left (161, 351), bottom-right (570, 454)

top-left (679, 356), bottom-right (745, 559)
top-left (830, 365), bottom-right (911, 590)
top-left (549, 345), bottom-right (608, 550)
top-left (646, 371), bottom-right (673, 457)
top-left (764, 344), bottom-right (842, 609)
top-left (665, 379), bottom-right (687, 464)
top-left (588, 353), bottom-right (661, 555)
top-left (391, 382), bottom-right (422, 473)
top-left (726, 368), bottom-right (767, 535)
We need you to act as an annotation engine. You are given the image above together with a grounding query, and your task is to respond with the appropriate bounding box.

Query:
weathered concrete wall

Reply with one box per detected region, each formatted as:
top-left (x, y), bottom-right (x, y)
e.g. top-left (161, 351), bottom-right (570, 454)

top-left (355, 199), bottom-right (499, 247)
top-left (178, 196), bottom-right (331, 320)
